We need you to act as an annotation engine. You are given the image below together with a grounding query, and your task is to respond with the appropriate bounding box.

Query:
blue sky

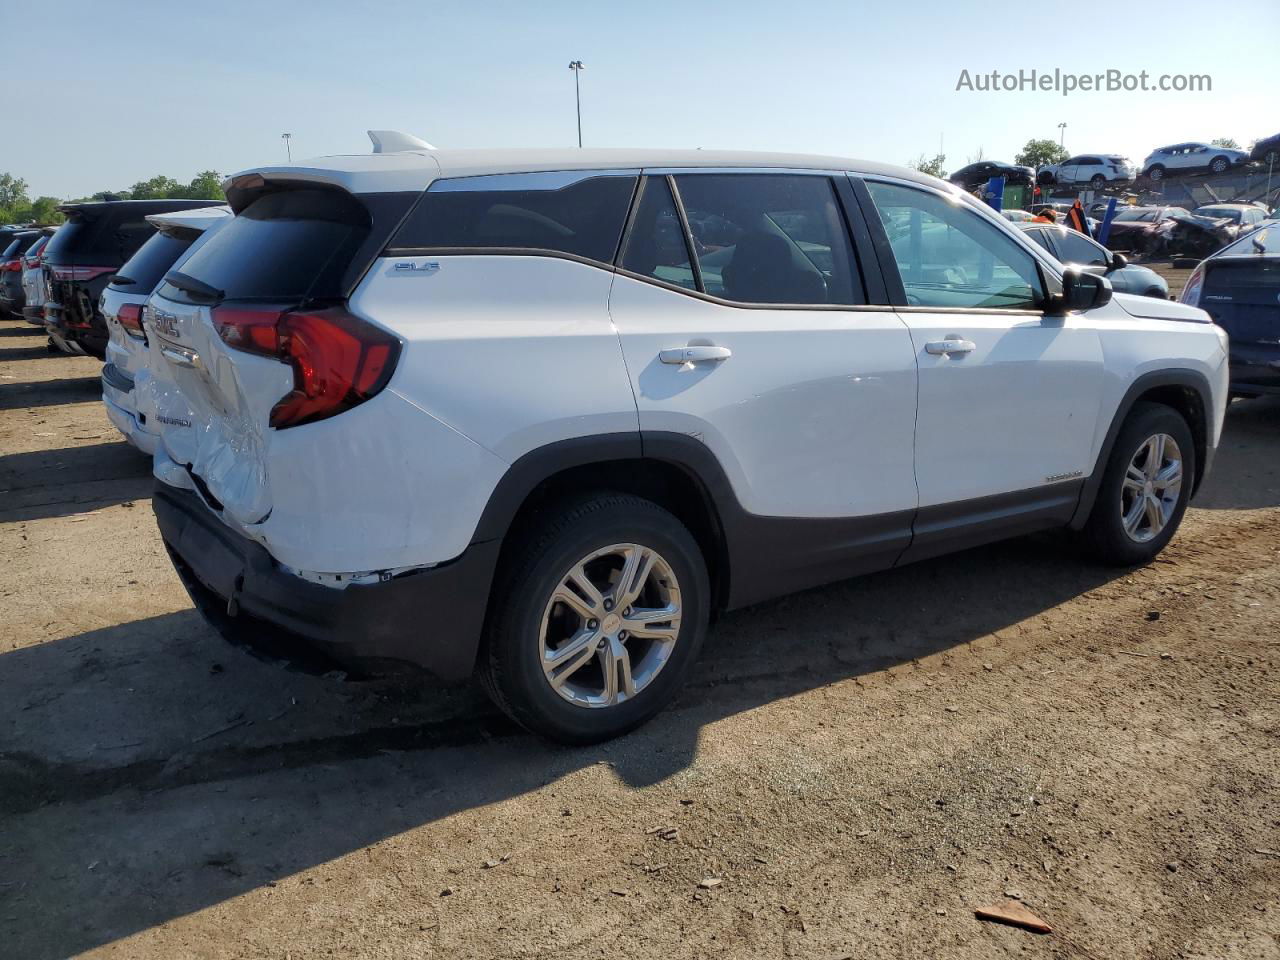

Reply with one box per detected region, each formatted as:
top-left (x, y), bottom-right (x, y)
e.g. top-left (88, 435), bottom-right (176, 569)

top-left (9, 0), bottom-right (1277, 198)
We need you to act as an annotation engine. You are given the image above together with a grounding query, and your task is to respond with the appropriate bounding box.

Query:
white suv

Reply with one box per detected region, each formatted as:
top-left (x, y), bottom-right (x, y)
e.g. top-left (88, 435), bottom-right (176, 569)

top-left (101, 205), bottom-right (231, 453)
top-left (1037, 154), bottom-right (1136, 188)
top-left (150, 143), bottom-right (1228, 742)
top-left (1142, 142), bottom-right (1251, 180)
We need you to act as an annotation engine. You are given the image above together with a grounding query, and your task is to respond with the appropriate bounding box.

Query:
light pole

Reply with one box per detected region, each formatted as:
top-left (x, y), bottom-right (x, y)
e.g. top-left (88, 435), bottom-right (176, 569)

top-left (1057, 122), bottom-right (1067, 150)
top-left (568, 60), bottom-right (584, 148)
top-left (282, 132), bottom-right (293, 162)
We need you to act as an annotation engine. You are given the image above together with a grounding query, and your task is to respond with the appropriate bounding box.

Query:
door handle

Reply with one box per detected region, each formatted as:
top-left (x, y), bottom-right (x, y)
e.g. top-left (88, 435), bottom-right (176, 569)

top-left (924, 338), bottom-right (976, 356)
top-left (160, 344), bottom-right (200, 368)
top-left (660, 345), bottom-right (732, 364)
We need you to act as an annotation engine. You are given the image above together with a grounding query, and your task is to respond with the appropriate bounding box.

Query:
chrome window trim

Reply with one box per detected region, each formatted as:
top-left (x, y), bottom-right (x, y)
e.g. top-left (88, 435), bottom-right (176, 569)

top-left (427, 169), bottom-right (641, 193)
top-left (641, 166), bottom-right (845, 177)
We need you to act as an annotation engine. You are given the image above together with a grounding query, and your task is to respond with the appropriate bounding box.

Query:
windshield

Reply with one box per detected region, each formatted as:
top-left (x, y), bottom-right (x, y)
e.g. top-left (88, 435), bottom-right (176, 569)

top-left (1114, 209), bottom-right (1156, 222)
top-left (1196, 207), bottom-right (1243, 222)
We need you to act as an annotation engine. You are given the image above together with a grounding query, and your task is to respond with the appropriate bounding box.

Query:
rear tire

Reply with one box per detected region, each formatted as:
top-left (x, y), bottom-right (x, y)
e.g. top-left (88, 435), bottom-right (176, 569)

top-left (480, 493), bottom-right (709, 744)
top-left (1208, 156), bottom-right (1229, 175)
top-left (1090, 174), bottom-right (1107, 190)
top-left (1080, 402), bottom-right (1195, 566)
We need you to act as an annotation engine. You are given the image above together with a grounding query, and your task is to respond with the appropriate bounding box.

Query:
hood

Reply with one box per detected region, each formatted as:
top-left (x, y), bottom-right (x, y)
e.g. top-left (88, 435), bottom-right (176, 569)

top-left (1113, 292), bottom-right (1212, 323)
top-left (1168, 211), bottom-right (1232, 229)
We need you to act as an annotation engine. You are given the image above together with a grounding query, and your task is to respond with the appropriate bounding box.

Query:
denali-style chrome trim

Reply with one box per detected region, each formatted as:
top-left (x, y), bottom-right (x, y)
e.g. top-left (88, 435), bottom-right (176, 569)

top-left (428, 169), bottom-right (641, 193)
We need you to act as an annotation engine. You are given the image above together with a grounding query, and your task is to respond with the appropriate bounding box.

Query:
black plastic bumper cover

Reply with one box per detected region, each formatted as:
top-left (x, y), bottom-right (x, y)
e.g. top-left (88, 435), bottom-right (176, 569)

top-left (154, 483), bottom-right (499, 682)
top-left (101, 362), bottom-right (135, 394)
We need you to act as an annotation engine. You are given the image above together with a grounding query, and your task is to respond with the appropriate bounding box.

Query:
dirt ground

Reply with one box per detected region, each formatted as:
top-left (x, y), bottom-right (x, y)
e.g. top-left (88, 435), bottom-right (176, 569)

top-left (1, 310), bottom-right (1277, 960)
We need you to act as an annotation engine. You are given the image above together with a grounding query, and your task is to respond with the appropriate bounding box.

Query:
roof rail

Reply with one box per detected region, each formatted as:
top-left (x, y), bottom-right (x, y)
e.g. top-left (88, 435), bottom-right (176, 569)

top-left (368, 130), bottom-right (436, 153)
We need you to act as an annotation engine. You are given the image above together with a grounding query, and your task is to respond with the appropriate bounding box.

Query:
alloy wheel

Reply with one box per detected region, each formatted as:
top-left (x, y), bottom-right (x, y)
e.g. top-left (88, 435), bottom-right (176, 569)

top-left (1120, 433), bottom-right (1183, 543)
top-left (539, 543), bottom-right (682, 708)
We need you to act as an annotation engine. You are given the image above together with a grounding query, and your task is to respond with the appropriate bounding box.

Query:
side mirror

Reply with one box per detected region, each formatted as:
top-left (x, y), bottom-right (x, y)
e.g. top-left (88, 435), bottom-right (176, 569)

top-left (1111, 251), bottom-right (1129, 269)
top-left (1055, 267), bottom-right (1113, 312)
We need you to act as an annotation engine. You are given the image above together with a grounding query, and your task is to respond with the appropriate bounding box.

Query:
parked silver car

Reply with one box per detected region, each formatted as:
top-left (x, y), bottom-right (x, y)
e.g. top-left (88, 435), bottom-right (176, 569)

top-left (1141, 142), bottom-right (1251, 181)
top-left (1018, 223), bottom-right (1170, 299)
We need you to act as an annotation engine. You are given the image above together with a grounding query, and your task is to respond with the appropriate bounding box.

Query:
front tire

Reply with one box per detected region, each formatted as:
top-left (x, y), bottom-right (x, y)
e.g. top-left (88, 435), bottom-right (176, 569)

top-left (480, 493), bottom-right (710, 744)
top-left (1208, 155), bottom-right (1229, 174)
top-left (1090, 174), bottom-right (1108, 190)
top-left (1147, 164), bottom-right (1165, 181)
top-left (1080, 402), bottom-right (1195, 566)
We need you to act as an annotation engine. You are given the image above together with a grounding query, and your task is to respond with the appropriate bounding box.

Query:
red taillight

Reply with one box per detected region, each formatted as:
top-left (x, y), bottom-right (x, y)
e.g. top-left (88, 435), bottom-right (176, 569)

top-left (212, 304), bottom-right (399, 430)
top-left (212, 306), bottom-right (284, 355)
top-left (117, 302), bottom-right (145, 338)
top-left (50, 264), bottom-right (116, 282)
top-left (2, 260), bottom-right (21, 273)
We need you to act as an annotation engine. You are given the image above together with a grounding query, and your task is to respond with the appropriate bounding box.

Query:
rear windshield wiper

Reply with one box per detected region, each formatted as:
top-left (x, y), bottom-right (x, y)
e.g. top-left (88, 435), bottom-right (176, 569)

top-left (110, 274), bottom-right (136, 286)
top-left (163, 270), bottom-right (224, 303)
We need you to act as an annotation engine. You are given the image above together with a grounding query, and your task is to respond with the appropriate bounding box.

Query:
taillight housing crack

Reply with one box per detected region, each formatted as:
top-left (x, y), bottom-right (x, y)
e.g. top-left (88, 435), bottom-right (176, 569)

top-left (212, 303), bottom-right (400, 429)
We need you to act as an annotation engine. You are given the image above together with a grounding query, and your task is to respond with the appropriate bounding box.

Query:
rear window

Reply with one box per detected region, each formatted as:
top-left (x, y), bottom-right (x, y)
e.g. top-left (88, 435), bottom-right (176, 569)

top-left (3, 233), bottom-right (39, 258)
top-left (389, 172), bottom-right (638, 264)
top-left (161, 189), bottom-right (370, 303)
top-left (42, 214), bottom-right (156, 267)
top-left (1196, 206), bottom-right (1243, 222)
top-left (110, 231), bottom-right (197, 294)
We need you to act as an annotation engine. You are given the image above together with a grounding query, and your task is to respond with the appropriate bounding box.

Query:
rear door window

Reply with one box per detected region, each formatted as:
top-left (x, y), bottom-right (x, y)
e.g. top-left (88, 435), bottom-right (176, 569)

top-left (160, 189), bottom-right (370, 303)
top-left (671, 173), bottom-right (864, 305)
top-left (389, 171), bottom-right (637, 264)
top-left (620, 177), bottom-right (696, 290)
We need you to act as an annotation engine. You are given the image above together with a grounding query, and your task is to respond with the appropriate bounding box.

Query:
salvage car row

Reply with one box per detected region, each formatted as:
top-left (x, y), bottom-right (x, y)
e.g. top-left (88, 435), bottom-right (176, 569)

top-left (945, 132), bottom-right (1280, 192)
top-left (1, 136), bottom-right (1276, 743)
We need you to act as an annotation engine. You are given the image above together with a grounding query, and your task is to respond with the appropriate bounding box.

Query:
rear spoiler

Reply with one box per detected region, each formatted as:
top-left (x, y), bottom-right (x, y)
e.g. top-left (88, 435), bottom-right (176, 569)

top-left (368, 130), bottom-right (436, 153)
top-left (145, 205), bottom-right (233, 236)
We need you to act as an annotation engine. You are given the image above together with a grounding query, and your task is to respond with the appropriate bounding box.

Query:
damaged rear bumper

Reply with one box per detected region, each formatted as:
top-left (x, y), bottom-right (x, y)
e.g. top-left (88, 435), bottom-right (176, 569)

top-left (153, 482), bottom-right (499, 682)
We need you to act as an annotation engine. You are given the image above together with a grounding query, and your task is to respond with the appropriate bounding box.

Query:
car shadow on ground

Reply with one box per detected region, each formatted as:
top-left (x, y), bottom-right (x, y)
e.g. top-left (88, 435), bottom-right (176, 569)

top-left (0, 375), bottom-right (103, 410)
top-left (3, 529), bottom-right (1127, 959)
top-left (0, 322), bottom-right (44, 338)
top-left (1194, 395), bottom-right (1280, 510)
top-left (0, 441), bottom-right (153, 522)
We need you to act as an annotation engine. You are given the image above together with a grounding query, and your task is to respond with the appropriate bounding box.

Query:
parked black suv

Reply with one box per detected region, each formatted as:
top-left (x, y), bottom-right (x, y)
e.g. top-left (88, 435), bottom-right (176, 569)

top-left (42, 200), bottom-right (213, 357)
top-left (0, 230), bottom-right (42, 318)
top-left (1250, 132), bottom-right (1280, 168)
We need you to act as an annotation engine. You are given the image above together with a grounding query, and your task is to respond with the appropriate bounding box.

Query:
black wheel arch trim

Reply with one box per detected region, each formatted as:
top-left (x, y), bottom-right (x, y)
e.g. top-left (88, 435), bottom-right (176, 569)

top-left (1068, 368), bottom-right (1214, 530)
top-left (469, 431), bottom-right (914, 612)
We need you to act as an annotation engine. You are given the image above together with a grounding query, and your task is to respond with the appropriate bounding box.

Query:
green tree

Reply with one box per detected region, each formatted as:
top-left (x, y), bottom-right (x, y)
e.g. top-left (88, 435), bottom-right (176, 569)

top-left (29, 197), bottom-right (64, 224)
top-left (0, 172), bottom-right (30, 210)
top-left (128, 175), bottom-right (183, 200)
top-left (1015, 138), bottom-right (1069, 169)
top-left (184, 170), bottom-right (225, 200)
top-left (1211, 137), bottom-right (1240, 150)
top-left (909, 153), bottom-right (947, 178)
